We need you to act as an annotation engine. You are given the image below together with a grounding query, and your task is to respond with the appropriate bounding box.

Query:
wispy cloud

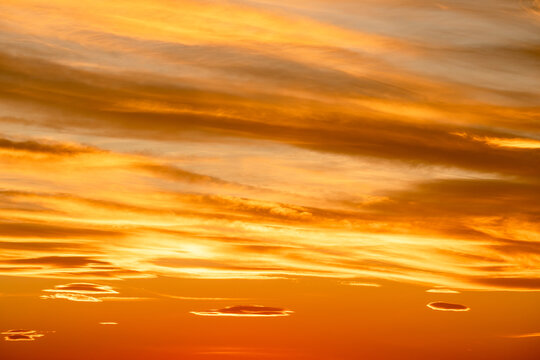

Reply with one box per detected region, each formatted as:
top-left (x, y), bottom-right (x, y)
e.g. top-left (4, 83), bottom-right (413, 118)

top-left (506, 332), bottom-right (540, 339)
top-left (41, 283), bottom-right (118, 302)
top-left (157, 293), bottom-right (248, 301)
top-left (190, 305), bottom-right (294, 317)
top-left (0, 136), bottom-right (98, 155)
top-left (41, 293), bottom-right (101, 302)
top-left (426, 288), bottom-right (460, 294)
top-left (341, 281), bottom-right (381, 287)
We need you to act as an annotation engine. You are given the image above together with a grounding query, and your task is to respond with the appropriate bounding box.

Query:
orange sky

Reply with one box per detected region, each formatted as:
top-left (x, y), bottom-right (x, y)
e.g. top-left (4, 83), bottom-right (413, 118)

top-left (0, 0), bottom-right (539, 359)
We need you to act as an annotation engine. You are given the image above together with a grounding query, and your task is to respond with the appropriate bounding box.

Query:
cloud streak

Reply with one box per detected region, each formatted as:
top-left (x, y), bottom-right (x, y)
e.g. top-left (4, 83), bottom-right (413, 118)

top-left (426, 289), bottom-right (460, 294)
top-left (190, 305), bottom-right (294, 317)
top-left (506, 332), bottom-right (540, 339)
top-left (341, 281), bottom-right (381, 287)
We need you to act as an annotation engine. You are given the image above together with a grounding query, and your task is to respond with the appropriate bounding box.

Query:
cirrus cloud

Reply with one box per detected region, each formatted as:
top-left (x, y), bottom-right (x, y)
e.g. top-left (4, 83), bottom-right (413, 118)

top-left (190, 305), bottom-right (294, 317)
top-left (341, 281), bottom-right (381, 287)
top-left (41, 292), bottom-right (102, 302)
top-left (426, 288), bottom-right (460, 294)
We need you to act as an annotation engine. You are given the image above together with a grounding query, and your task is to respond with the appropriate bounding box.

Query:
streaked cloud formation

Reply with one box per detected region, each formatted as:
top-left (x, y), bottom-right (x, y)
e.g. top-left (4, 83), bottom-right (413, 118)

top-left (427, 302), bottom-right (470, 312)
top-left (190, 305), bottom-right (294, 317)
top-left (2, 330), bottom-right (45, 342)
top-left (0, 0), bottom-right (539, 296)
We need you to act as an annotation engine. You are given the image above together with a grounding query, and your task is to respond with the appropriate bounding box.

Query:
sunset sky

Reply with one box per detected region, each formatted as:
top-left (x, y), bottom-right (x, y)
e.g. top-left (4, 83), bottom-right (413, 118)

top-left (1, 0), bottom-right (539, 359)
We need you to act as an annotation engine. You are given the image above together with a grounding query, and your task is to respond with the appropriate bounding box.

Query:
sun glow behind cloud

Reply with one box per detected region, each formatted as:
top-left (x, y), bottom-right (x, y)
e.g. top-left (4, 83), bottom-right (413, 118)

top-left (0, 120), bottom-right (539, 291)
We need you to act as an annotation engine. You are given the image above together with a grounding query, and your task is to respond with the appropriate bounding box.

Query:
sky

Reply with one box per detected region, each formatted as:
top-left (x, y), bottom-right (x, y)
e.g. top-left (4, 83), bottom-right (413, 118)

top-left (0, 0), bottom-right (539, 359)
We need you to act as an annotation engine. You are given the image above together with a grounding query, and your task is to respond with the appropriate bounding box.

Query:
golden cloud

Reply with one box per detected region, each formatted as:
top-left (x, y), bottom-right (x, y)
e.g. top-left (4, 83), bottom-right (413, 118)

top-left (43, 283), bottom-right (118, 294)
top-left (2, 330), bottom-right (45, 342)
top-left (41, 283), bottom-right (118, 302)
top-left (190, 305), bottom-right (294, 317)
top-left (426, 289), bottom-right (460, 294)
top-left (41, 293), bottom-right (102, 302)
top-left (341, 281), bottom-right (381, 287)
top-left (0, 0), bottom-right (538, 296)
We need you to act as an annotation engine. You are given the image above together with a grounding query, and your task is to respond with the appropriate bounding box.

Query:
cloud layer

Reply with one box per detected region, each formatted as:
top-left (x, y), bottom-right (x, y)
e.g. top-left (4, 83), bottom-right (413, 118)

top-left (0, 0), bottom-right (538, 294)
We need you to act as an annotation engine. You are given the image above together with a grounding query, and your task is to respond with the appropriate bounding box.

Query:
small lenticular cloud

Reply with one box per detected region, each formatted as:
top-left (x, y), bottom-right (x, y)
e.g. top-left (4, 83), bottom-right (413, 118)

top-left (99, 322), bottom-right (118, 325)
top-left (43, 283), bottom-right (118, 294)
top-left (426, 288), bottom-right (460, 294)
top-left (341, 281), bottom-right (381, 287)
top-left (427, 301), bottom-right (470, 312)
top-left (190, 305), bottom-right (294, 317)
top-left (2, 330), bottom-right (45, 342)
top-left (41, 283), bottom-right (118, 302)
